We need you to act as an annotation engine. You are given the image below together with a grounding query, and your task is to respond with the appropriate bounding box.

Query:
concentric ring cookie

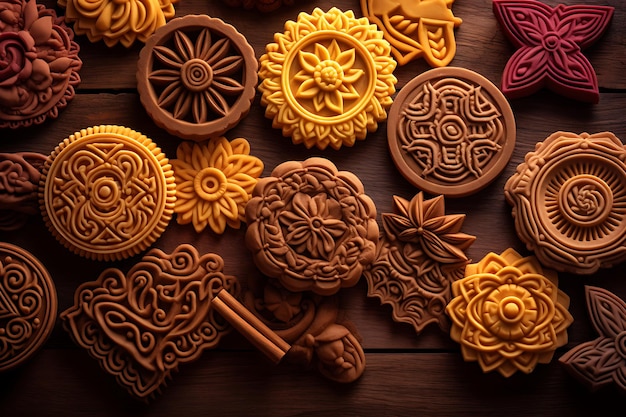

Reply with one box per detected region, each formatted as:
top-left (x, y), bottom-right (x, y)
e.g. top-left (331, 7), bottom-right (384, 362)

top-left (39, 125), bottom-right (176, 261)
top-left (137, 15), bottom-right (258, 141)
top-left (387, 67), bottom-right (516, 197)
top-left (505, 131), bottom-right (626, 274)
top-left (0, 242), bottom-right (57, 372)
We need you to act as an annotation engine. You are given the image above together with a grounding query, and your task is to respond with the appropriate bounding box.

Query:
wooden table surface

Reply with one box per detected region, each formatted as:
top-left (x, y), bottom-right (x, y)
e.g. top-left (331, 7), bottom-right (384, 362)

top-left (1, 0), bottom-right (625, 415)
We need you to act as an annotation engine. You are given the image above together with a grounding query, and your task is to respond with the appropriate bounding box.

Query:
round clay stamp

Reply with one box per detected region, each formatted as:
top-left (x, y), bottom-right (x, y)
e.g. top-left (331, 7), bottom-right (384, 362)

top-left (39, 125), bottom-right (176, 261)
top-left (387, 67), bottom-right (516, 197)
top-left (505, 131), bottom-right (626, 274)
top-left (0, 242), bottom-right (57, 372)
top-left (258, 7), bottom-right (397, 150)
top-left (137, 15), bottom-right (258, 141)
top-left (0, 0), bottom-right (82, 129)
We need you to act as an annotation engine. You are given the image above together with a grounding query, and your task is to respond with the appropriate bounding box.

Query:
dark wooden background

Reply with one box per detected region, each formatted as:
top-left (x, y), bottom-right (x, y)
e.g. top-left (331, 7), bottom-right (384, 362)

top-left (1, 0), bottom-right (625, 415)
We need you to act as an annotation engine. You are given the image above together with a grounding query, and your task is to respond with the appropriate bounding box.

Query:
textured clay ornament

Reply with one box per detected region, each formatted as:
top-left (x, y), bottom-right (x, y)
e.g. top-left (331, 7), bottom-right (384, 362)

top-left (0, 152), bottom-right (46, 230)
top-left (493, 0), bottom-right (614, 103)
top-left (0, 0), bottom-right (82, 128)
top-left (39, 125), bottom-right (176, 261)
top-left (258, 7), bottom-right (397, 150)
top-left (364, 192), bottom-right (475, 334)
top-left (360, 0), bottom-right (462, 66)
top-left (171, 137), bottom-right (264, 234)
top-left (445, 248), bottom-right (574, 377)
top-left (387, 67), bottom-right (516, 197)
top-left (0, 242), bottom-right (57, 372)
top-left (505, 131), bottom-right (626, 275)
top-left (245, 157), bottom-right (379, 296)
top-left (559, 286), bottom-right (626, 395)
top-left (61, 244), bottom-right (240, 400)
top-left (137, 15), bottom-right (258, 141)
top-left (58, 0), bottom-right (179, 47)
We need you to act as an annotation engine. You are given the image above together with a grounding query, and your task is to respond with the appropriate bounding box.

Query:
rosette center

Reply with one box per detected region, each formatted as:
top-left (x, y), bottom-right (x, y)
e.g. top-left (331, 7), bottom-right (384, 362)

top-left (181, 59), bottom-right (213, 93)
top-left (194, 167), bottom-right (227, 201)
top-left (559, 175), bottom-right (613, 227)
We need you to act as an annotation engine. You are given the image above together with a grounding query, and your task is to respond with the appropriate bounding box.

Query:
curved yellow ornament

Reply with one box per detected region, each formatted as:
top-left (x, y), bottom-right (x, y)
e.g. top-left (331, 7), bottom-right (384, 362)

top-left (258, 7), bottom-right (397, 150)
top-left (172, 137), bottom-right (264, 234)
top-left (445, 248), bottom-right (574, 377)
top-left (59, 0), bottom-right (178, 47)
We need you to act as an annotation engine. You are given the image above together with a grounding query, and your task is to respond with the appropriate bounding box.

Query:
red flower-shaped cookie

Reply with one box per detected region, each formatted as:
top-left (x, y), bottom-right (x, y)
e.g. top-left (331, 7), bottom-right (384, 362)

top-left (559, 286), bottom-right (626, 394)
top-left (493, 0), bottom-right (613, 103)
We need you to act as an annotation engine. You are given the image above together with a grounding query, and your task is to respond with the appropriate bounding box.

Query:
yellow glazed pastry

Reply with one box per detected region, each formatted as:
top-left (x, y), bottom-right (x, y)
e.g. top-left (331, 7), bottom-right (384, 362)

top-left (171, 137), bottom-right (263, 234)
top-left (445, 248), bottom-right (573, 377)
top-left (58, 0), bottom-right (178, 47)
top-left (39, 125), bottom-right (176, 261)
top-left (258, 7), bottom-right (397, 150)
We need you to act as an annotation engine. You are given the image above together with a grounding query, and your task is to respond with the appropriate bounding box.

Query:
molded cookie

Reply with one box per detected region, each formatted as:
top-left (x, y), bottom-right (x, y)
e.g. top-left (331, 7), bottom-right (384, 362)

top-left (364, 192), bottom-right (475, 334)
top-left (493, 0), bottom-right (614, 103)
top-left (39, 125), bottom-right (176, 261)
top-left (504, 131), bottom-right (626, 274)
top-left (387, 67), bottom-right (516, 197)
top-left (61, 244), bottom-right (239, 400)
top-left (0, 0), bottom-right (82, 128)
top-left (137, 15), bottom-right (258, 141)
top-left (360, 0), bottom-right (462, 66)
top-left (245, 157), bottom-right (378, 296)
top-left (0, 152), bottom-right (46, 230)
top-left (445, 248), bottom-right (573, 377)
top-left (0, 242), bottom-right (57, 372)
top-left (258, 7), bottom-right (397, 150)
top-left (58, 0), bottom-right (179, 47)
top-left (171, 137), bottom-right (263, 234)
top-left (559, 286), bottom-right (626, 394)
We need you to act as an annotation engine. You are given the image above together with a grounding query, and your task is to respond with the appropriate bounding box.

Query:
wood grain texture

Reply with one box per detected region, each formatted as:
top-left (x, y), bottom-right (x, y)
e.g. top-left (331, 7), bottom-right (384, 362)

top-left (1, 0), bottom-right (625, 415)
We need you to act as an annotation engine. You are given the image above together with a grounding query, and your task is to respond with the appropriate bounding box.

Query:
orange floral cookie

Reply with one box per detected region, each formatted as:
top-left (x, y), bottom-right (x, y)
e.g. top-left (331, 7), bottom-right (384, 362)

top-left (446, 248), bottom-right (573, 377)
top-left (258, 7), bottom-right (397, 150)
top-left (171, 137), bottom-right (263, 234)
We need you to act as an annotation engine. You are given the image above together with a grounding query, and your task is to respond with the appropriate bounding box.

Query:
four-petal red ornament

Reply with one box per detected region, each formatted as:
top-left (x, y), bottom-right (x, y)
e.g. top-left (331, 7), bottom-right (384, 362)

top-left (493, 0), bottom-right (613, 103)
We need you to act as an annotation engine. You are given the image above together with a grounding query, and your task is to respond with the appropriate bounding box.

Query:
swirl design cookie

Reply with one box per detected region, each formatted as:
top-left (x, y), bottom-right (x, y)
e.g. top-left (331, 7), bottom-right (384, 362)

top-left (61, 244), bottom-right (239, 399)
top-left (245, 157), bottom-right (378, 296)
top-left (137, 15), bottom-right (258, 141)
top-left (0, 242), bottom-right (57, 372)
top-left (0, 0), bottom-right (82, 128)
top-left (387, 67), bottom-right (516, 197)
top-left (505, 131), bottom-right (626, 274)
top-left (39, 125), bottom-right (176, 261)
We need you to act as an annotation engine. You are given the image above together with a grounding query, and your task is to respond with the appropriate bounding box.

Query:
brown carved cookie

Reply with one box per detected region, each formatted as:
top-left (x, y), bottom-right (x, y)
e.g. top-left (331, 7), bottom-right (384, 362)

top-left (505, 131), bottom-right (626, 274)
top-left (241, 276), bottom-right (366, 383)
top-left (39, 125), bottom-right (176, 261)
top-left (559, 286), bottom-right (626, 394)
top-left (0, 242), bottom-right (57, 372)
top-left (387, 67), bottom-right (516, 197)
top-left (137, 14), bottom-right (257, 141)
top-left (0, 152), bottom-right (46, 230)
top-left (245, 157), bottom-right (378, 296)
top-left (0, 0), bottom-right (82, 129)
top-left (60, 244), bottom-right (240, 400)
top-left (363, 192), bottom-right (475, 334)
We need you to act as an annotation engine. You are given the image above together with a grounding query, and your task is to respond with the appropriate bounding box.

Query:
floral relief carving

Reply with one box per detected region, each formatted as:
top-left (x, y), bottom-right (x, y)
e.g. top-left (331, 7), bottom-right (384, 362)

top-left (258, 7), bottom-right (397, 150)
top-left (493, 0), bottom-right (614, 103)
top-left (559, 286), bottom-right (626, 394)
top-left (39, 125), bottom-right (176, 261)
top-left (364, 192), bottom-right (475, 334)
top-left (445, 248), bottom-right (573, 377)
top-left (61, 244), bottom-right (240, 400)
top-left (245, 157), bottom-right (378, 296)
top-left (505, 131), bottom-right (626, 274)
top-left (0, 152), bottom-right (46, 230)
top-left (0, 0), bottom-right (82, 128)
top-left (138, 15), bottom-right (257, 141)
top-left (58, 0), bottom-right (178, 47)
top-left (0, 242), bottom-right (57, 372)
top-left (172, 137), bottom-right (263, 234)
